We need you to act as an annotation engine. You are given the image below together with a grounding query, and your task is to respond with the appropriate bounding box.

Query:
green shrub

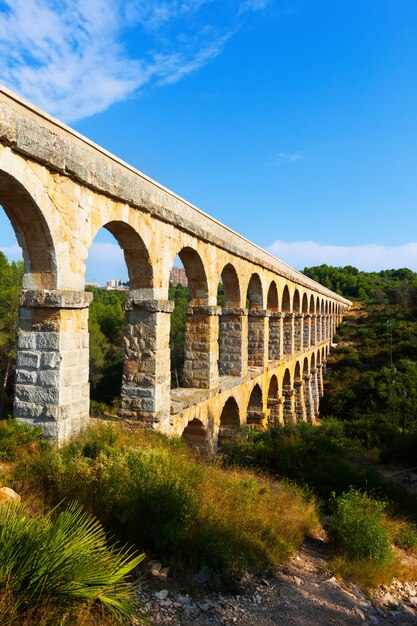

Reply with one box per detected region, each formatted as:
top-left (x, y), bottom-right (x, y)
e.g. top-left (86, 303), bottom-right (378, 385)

top-left (0, 501), bottom-right (144, 623)
top-left (329, 489), bottom-right (393, 564)
top-left (393, 522), bottom-right (417, 552)
top-left (0, 419), bottom-right (44, 461)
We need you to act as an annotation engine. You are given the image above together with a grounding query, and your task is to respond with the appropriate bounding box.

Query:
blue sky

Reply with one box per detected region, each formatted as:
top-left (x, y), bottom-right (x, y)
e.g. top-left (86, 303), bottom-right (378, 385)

top-left (1, 0), bottom-right (417, 285)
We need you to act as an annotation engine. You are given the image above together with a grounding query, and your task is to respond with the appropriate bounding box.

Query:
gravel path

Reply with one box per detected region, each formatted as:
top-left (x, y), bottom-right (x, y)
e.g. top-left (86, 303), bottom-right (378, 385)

top-left (139, 537), bottom-right (417, 626)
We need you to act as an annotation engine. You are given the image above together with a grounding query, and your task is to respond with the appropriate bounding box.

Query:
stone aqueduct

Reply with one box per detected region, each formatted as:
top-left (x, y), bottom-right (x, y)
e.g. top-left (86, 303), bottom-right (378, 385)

top-left (0, 87), bottom-right (351, 449)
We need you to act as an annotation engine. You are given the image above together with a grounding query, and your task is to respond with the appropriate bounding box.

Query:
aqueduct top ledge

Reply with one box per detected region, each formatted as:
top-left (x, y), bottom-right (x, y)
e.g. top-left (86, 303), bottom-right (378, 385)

top-left (0, 86), bottom-right (350, 307)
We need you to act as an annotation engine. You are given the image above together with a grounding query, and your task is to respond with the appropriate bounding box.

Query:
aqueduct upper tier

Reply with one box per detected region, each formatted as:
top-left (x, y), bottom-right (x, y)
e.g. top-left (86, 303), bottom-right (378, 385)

top-left (0, 87), bottom-right (350, 447)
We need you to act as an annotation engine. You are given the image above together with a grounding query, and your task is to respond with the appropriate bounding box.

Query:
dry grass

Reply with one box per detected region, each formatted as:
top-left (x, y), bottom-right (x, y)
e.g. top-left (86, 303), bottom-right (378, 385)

top-left (11, 421), bottom-right (320, 585)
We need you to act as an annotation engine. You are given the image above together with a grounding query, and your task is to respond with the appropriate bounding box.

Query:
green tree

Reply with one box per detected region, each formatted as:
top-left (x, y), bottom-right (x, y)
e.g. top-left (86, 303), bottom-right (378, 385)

top-left (0, 252), bottom-right (23, 415)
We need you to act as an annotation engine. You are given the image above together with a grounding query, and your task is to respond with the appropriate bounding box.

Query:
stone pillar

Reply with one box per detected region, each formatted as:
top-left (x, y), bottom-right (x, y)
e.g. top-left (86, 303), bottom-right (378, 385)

top-left (331, 316), bottom-right (336, 340)
top-left (268, 312), bottom-right (283, 362)
top-left (294, 314), bottom-right (304, 352)
top-left (183, 305), bottom-right (220, 389)
top-left (310, 368), bottom-right (320, 416)
top-left (317, 364), bottom-right (324, 397)
top-left (303, 374), bottom-right (315, 424)
top-left (268, 398), bottom-right (283, 427)
top-left (218, 308), bottom-right (248, 377)
top-left (324, 315), bottom-right (329, 341)
top-left (303, 314), bottom-right (311, 349)
top-left (310, 314), bottom-right (317, 346)
top-left (14, 289), bottom-right (92, 442)
top-left (283, 388), bottom-right (295, 425)
top-left (316, 314), bottom-right (322, 343)
top-left (283, 313), bottom-right (294, 356)
top-left (247, 310), bottom-right (269, 368)
top-left (294, 380), bottom-right (307, 423)
top-left (247, 410), bottom-right (267, 430)
top-left (120, 298), bottom-right (174, 427)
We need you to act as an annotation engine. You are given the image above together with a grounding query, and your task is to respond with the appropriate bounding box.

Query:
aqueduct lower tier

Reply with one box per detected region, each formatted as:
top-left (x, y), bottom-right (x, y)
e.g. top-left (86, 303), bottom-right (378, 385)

top-left (0, 87), bottom-right (351, 447)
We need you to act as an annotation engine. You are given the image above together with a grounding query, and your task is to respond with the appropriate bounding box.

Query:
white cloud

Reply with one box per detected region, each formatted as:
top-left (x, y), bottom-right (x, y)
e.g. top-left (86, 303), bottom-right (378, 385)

top-left (0, 0), bottom-right (266, 122)
top-left (267, 240), bottom-right (417, 272)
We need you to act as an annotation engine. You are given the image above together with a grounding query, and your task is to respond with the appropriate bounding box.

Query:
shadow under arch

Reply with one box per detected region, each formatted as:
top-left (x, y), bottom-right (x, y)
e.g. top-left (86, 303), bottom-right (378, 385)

top-left (218, 396), bottom-right (240, 448)
top-left (246, 383), bottom-right (264, 429)
top-left (0, 170), bottom-right (57, 289)
top-left (267, 374), bottom-right (281, 427)
top-left (182, 418), bottom-right (209, 453)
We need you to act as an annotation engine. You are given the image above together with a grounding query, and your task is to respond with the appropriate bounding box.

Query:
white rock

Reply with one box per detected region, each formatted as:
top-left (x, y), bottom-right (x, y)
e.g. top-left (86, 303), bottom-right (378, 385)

top-left (354, 607), bottom-right (366, 620)
top-left (154, 590), bottom-right (169, 601)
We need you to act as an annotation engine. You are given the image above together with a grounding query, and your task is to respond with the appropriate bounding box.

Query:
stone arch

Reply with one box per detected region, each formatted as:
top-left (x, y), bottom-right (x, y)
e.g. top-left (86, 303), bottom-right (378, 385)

top-left (282, 285), bottom-right (291, 312)
top-left (294, 360), bottom-right (306, 422)
top-left (294, 361), bottom-right (301, 382)
top-left (293, 289), bottom-right (301, 313)
top-left (98, 221), bottom-right (153, 293)
top-left (177, 247), bottom-right (209, 305)
top-left (267, 375), bottom-right (281, 427)
top-left (219, 263), bottom-right (241, 308)
top-left (167, 246), bottom-right (214, 390)
top-left (182, 418), bottom-right (208, 453)
top-left (246, 273), bottom-right (263, 309)
top-left (302, 293), bottom-right (309, 313)
top-left (311, 352), bottom-right (316, 369)
top-left (267, 281), bottom-right (279, 311)
top-left (218, 397), bottom-right (240, 447)
top-left (283, 368), bottom-right (292, 389)
top-left (0, 169), bottom-right (57, 289)
top-left (247, 273), bottom-right (266, 368)
top-left (282, 367), bottom-right (294, 424)
top-left (268, 281), bottom-right (281, 362)
top-left (247, 383), bottom-right (264, 428)
top-left (217, 263), bottom-right (243, 377)
top-left (303, 357), bottom-right (309, 376)
top-left (309, 294), bottom-right (315, 313)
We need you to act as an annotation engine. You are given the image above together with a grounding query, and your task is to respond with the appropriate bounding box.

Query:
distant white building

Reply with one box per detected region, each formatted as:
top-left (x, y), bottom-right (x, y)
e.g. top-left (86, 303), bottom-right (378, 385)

top-left (105, 279), bottom-right (129, 291)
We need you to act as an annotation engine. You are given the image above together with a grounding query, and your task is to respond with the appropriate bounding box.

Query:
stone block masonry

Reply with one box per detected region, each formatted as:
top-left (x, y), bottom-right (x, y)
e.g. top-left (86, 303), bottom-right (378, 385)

top-left (15, 290), bottom-right (92, 442)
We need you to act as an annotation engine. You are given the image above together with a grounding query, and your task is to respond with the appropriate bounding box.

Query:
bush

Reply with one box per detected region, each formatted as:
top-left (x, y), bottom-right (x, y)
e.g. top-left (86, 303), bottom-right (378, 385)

top-left (0, 501), bottom-right (144, 624)
top-left (329, 489), bottom-right (393, 564)
top-left (14, 423), bottom-right (319, 585)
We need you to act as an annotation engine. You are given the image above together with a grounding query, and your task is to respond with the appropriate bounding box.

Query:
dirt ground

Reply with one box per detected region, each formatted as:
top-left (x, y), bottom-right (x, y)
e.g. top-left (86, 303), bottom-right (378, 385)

top-left (139, 537), bottom-right (417, 626)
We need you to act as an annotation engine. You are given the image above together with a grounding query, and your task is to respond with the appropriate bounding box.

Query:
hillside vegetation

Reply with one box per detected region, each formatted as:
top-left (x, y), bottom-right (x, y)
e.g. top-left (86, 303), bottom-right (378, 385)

top-left (2, 258), bottom-right (417, 619)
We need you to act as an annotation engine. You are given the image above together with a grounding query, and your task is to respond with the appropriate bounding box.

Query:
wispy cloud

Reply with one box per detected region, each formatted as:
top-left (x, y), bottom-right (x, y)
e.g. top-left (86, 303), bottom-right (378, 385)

top-left (274, 151), bottom-right (303, 165)
top-left (0, 0), bottom-right (269, 122)
top-left (240, 0), bottom-right (270, 13)
top-left (267, 240), bottom-right (417, 271)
